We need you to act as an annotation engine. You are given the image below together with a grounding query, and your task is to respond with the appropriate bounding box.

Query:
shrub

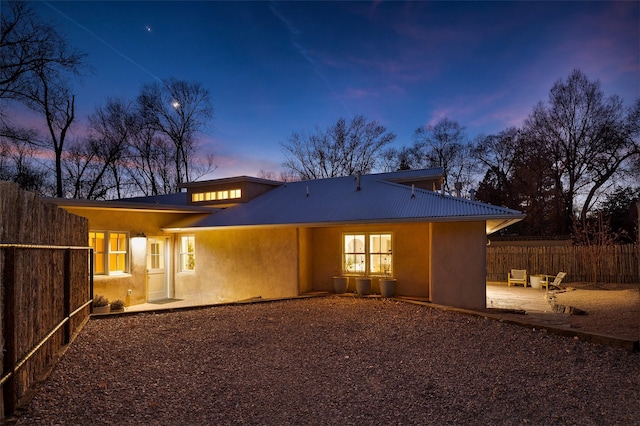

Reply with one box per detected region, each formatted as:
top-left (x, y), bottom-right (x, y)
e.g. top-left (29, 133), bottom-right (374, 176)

top-left (93, 294), bottom-right (109, 307)
top-left (110, 299), bottom-right (125, 311)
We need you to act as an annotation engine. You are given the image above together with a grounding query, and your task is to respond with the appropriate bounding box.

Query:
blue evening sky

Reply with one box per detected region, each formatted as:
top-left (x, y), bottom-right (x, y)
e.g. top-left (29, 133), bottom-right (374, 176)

top-left (33, 1), bottom-right (639, 178)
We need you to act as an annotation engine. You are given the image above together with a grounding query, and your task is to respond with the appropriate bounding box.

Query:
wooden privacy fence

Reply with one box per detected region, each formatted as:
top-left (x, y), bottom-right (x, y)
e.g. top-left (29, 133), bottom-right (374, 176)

top-left (487, 245), bottom-right (640, 284)
top-left (0, 182), bottom-right (91, 418)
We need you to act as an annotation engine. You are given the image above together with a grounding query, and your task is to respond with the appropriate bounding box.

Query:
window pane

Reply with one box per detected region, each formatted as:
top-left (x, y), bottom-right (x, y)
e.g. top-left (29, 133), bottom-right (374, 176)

top-left (344, 234), bottom-right (365, 274)
top-left (369, 233), bottom-right (392, 275)
top-left (109, 253), bottom-right (126, 273)
top-left (344, 234), bottom-right (365, 253)
top-left (89, 232), bottom-right (105, 274)
top-left (94, 253), bottom-right (105, 274)
top-left (180, 236), bottom-right (195, 271)
top-left (148, 240), bottom-right (164, 270)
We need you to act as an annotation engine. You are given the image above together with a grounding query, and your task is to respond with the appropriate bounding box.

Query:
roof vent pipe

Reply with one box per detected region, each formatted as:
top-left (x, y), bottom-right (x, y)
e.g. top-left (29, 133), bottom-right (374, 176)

top-left (454, 182), bottom-right (462, 197)
top-left (411, 184), bottom-right (415, 199)
top-left (356, 172), bottom-right (361, 191)
top-left (306, 185), bottom-right (309, 197)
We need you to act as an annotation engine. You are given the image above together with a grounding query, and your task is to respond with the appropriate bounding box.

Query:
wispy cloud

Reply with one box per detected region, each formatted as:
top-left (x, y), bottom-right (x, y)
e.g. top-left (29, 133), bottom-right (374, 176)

top-left (268, 2), bottom-right (334, 93)
top-left (43, 1), bottom-right (162, 83)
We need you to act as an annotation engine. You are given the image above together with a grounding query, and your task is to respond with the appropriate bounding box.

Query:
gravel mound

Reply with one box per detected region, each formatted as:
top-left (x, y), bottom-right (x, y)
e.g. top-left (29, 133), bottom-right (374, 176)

top-left (13, 297), bottom-right (640, 425)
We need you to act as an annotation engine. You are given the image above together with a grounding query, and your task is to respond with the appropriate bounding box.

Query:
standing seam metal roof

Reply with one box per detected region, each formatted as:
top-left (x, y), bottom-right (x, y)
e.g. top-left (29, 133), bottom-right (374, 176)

top-left (164, 172), bottom-right (524, 230)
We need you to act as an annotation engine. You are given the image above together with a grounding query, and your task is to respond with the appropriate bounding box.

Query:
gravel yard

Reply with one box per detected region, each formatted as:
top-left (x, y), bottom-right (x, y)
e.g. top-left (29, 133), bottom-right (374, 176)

top-left (552, 284), bottom-right (640, 340)
top-left (13, 297), bottom-right (640, 425)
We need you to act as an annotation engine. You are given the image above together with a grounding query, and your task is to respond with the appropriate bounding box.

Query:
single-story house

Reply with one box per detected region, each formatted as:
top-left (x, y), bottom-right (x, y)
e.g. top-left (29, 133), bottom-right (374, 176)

top-left (53, 168), bottom-right (524, 310)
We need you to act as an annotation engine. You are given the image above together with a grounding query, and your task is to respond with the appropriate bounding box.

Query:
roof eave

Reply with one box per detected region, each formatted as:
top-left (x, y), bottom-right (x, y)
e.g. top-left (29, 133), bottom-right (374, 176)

top-left (162, 214), bottom-right (526, 233)
top-left (47, 198), bottom-right (215, 214)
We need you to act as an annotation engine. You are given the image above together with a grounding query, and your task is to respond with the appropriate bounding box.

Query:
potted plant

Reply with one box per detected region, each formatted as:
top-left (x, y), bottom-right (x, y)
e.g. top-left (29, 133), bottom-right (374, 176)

top-left (333, 257), bottom-right (350, 294)
top-left (333, 276), bottom-right (348, 294)
top-left (530, 274), bottom-right (542, 289)
top-left (379, 260), bottom-right (396, 298)
top-left (110, 299), bottom-right (126, 312)
top-left (92, 294), bottom-right (110, 314)
top-left (355, 260), bottom-right (371, 296)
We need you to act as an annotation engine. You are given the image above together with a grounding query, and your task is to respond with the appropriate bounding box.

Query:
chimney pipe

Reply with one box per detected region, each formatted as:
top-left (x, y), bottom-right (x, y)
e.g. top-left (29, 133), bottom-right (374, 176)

top-left (454, 182), bottom-right (462, 197)
top-left (356, 172), bottom-right (361, 191)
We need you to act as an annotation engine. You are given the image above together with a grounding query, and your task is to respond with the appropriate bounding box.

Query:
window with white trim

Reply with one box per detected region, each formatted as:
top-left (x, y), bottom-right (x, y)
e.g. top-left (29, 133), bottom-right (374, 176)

top-left (180, 235), bottom-right (195, 271)
top-left (343, 232), bottom-right (392, 276)
top-left (89, 231), bottom-right (129, 275)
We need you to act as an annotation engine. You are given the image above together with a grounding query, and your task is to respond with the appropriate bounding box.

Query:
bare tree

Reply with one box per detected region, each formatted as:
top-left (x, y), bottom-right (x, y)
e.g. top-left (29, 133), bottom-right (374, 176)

top-left (137, 78), bottom-right (214, 191)
top-left (257, 169), bottom-right (298, 182)
top-left (472, 127), bottom-right (522, 206)
top-left (1, 0), bottom-right (87, 196)
top-left (0, 126), bottom-right (46, 191)
top-left (380, 145), bottom-right (423, 172)
top-left (282, 115), bottom-right (395, 180)
top-left (523, 70), bottom-right (639, 225)
top-left (63, 98), bottom-right (135, 199)
top-left (1, 1), bottom-right (82, 101)
top-left (127, 119), bottom-right (177, 196)
top-left (413, 118), bottom-right (477, 194)
top-left (572, 212), bottom-right (621, 285)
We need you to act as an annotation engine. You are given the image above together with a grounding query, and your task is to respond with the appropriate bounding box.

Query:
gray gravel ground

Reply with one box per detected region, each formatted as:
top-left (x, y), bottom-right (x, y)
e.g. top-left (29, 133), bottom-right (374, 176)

top-left (12, 297), bottom-right (640, 425)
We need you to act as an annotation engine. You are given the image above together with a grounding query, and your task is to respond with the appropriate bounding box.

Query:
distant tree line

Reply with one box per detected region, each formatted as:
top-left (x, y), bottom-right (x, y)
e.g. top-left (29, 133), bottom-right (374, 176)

top-left (281, 71), bottom-right (639, 241)
top-left (0, 1), bottom-right (215, 199)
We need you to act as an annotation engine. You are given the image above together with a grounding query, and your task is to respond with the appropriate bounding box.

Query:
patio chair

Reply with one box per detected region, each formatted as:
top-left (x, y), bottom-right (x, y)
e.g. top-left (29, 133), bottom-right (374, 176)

top-left (507, 269), bottom-right (527, 288)
top-left (541, 272), bottom-right (566, 292)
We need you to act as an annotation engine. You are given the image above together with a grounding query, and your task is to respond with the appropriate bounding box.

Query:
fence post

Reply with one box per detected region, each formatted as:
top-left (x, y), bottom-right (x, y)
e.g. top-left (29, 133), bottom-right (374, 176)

top-left (1, 247), bottom-right (17, 416)
top-left (89, 248), bottom-right (94, 314)
top-left (63, 248), bottom-right (71, 345)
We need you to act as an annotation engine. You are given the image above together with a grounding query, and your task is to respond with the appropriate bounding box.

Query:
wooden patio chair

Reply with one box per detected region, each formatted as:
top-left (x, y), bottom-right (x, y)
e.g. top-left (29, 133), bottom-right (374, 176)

top-left (507, 269), bottom-right (527, 288)
top-left (541, 272), bottom-right (566, 292)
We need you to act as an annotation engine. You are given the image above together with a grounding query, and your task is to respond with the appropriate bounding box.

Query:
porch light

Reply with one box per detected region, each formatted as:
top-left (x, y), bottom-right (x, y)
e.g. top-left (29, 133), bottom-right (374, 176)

top-left (131, 232), bottom-right (147, 254)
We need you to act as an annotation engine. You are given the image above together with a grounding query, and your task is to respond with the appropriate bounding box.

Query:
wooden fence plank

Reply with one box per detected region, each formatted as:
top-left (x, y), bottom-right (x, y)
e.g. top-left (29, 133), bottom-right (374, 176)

top-left (0, 182), bottom-right (90, 418)
top-left (487, 245), bottom-right (640, 283)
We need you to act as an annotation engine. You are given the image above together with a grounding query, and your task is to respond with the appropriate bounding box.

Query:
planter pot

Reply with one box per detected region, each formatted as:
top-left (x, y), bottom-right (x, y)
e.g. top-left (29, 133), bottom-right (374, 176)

top-left (355, 277), bottom-right (372, 296)
top-left (93, 304), bottom-right (110, 314)
top-left (379, 278), bottom-right (396, 298)
top-left (530, 275), bottom-right (542, 289)
top-left (333, 276), bottom-right (348, 294)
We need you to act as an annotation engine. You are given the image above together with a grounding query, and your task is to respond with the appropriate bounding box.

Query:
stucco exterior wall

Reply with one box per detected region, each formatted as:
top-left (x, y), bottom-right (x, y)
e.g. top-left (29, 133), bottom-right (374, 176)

top-left (61, 208), bottom-right (194, 306)
top-left (298, 228), bottom-right (313, 293)
top-left (175, 227), bottom-right (300, 303)
top-left (63, 205), bottom-right (490, 310)
top-left (429, 221), bottom-right (486, 310)
top-left (311, 223), bottom-right (431, 297)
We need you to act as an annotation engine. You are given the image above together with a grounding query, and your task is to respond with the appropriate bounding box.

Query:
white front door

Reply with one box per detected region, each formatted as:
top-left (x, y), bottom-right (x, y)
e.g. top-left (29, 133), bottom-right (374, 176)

top-left (147, 237), bottom-right (170, 301)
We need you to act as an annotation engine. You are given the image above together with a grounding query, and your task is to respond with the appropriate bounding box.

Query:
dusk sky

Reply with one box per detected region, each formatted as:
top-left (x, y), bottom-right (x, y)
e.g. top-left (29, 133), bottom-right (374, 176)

top-left (33, 1), bottom-right (640, 179)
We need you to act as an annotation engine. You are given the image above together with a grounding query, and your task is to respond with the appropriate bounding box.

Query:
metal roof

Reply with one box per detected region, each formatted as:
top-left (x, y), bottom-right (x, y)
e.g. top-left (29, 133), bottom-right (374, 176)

top-left (163, 171), bottom-right (525, 233)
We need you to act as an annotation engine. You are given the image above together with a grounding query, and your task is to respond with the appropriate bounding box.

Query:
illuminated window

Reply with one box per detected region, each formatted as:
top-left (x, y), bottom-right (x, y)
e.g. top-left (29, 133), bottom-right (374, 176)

top-left (369, 233), bottom-right (393, 275)
top-left (344, 234), bottom-right (366, 274)
top-left (148, 239), bottom-right (164, 270)
top-left (89, 231), bottom-right (129, 275)
top-left (342, 232), bottom-right (392, 276)
top-left (89, 232), bottom-right (105, 274)
top-left (192, 189), bottom-right (242, 202)
top-left (180, 235), bottom-right (195, 272)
